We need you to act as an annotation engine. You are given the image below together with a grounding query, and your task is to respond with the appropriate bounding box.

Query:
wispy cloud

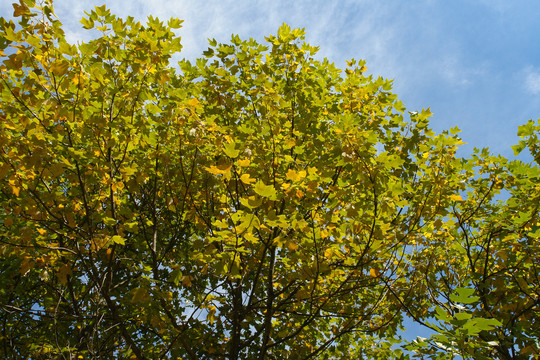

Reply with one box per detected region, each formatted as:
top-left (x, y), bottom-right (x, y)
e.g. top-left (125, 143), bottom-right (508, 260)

top-left (47, 0), bottom-right (398, 72)
top-left (523, 66), bottom-right (540, 95)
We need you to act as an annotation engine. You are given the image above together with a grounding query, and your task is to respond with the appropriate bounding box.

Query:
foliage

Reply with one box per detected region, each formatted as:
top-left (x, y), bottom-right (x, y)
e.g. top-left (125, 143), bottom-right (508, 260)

top-left (403, 143), bottom-right (540, 359)
top-left (0, 1), bottom-right (539, 359)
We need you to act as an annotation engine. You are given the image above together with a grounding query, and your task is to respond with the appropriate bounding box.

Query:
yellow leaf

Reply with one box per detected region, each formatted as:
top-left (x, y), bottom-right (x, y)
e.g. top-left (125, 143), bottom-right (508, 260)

top-left (422, 152), bottom-right (430, 159)
top-left (273, 236), bottom-right (285, 247)
top-left (50, 60), bottom-right (69, 77)
top-left (111, 235), bottom-right (126, 245)
top-left (11, 186), bottom-right (20, 196)
top-left (207, 305), bottom-right (216, 324)
top-left (240, 196), bottom-right (262, 209)
top-left (205, 163), bottom-right (232, 175)
top-left (286, 169), bottom-right (299, 181)
top-left (253, 180), bottom-right (277, 200)
top-left (162, 291), bottom-right (173, 301)
top-left (237, 158), bottom-right (250, 167)
top-left (285, 138), bottom-right (296, 148)
top-left (91, 235), bottom-right (109, 252)
top-left (286, 241), bottom-right (299, 251)
top-left (188, 98), bottom-right (199, 107)
top-left (160, 72), bottom-right (170, 85)
top-left (370, 268), bottom-right (380, 278)
top-left (244, 232), bottom-right (259, 243)
top-left (240, 173), bottom-right (255, 184)
top-left (449, 194), bottom-right (463, 201)
top-left (286, 169), bottom-right (307, 182)
top-left (37, 228), bottom-right (47, 235)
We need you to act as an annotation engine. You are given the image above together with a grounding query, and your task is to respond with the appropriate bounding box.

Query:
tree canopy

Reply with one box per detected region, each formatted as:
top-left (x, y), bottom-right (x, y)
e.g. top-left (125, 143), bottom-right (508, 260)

top-left (1, 1), bottom-right (539, 359)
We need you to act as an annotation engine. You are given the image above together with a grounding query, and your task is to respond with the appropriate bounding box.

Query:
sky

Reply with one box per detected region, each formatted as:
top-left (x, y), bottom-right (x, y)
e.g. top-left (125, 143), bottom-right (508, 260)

top-left (3, 0), bottom-right (540, 160)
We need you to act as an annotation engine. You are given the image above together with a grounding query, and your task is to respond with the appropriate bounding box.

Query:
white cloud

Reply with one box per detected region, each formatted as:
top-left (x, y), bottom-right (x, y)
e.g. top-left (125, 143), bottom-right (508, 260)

top-left (436, 55), bottom-right (489, 88)
top-left (45, 0), bottom-right (398, 72)
top-left (475, 0), bottom-right (512, 13)
top-left (524, 66), bottom-right (540, 95)
top-left (438, 55), bottom-right (472, 86)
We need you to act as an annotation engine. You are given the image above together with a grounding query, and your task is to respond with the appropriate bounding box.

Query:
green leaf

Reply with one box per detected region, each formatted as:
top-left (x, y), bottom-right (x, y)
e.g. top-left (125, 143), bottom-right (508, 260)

top-left (450, 287), bottom-right (479, 304)
top-left (169, 267), bottom-right (183, 286)
top-left (517, 120), bottom-right (535, 137)
top-left (223, 142), bottom-right (240, 158)
top-left (80, 17), bottom-right (94, 29)
top-left (454, 312), bottom-right (472, 321)
top-left (434, 306), bottom-right (450, 322)
top-left (463, 317), bottom-right (502, 335)
top-left (511, 142), bottom-right (525, 156)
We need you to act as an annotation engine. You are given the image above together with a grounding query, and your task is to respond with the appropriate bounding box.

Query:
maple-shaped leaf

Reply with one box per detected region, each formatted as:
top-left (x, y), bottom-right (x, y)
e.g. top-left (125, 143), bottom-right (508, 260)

top-left (131, 288), bottom-right (151, 304)
top-left (223, 142), bottom-right (240, 158)
top-left (253, 180), bottom-right (277, 200)
top-left (285, 169), bottom-right (307, 182)
top-left (111, 235), bottom-right (126, 245)
top-left (205, 163), bottom-right (232, 175)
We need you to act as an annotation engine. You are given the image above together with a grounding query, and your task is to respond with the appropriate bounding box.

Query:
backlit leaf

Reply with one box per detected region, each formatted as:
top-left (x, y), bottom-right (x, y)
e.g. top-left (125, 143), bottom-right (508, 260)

top-left (253, 180), bottom-right (277, 200)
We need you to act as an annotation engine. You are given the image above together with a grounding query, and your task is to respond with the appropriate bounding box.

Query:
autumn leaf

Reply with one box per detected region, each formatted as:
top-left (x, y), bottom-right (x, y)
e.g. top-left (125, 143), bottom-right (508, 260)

top-left (49, 60), bottom-right (69, 76)
top-left (240, 173), bottom-right (255, 184)
top-left (223, 142), bottom-right (240, 158)
top-left (181, 275), bottom-right (193, 287)
top-left (240, 195), bottom-right (262, 209)
top-left (237, 158), bottom-right (250, 167)
top-left (205, 163), bottom-right (232, 175)
top-left (131, 287), bottom-right (151, 304)
top-left (57, 263), bottom-right (73, 286)
top-left (286, 169), bottom-right (307, 182)
top-left (111, 235), bottom-right (126, 245)
top-left (370, 268), bottom-right (380, 278)
top-left (253, 180), bottom-right (277, 200)
top-left (19, 257), bottom-right (34, 276)
top-left (3, 216), bottom-right (13, 227)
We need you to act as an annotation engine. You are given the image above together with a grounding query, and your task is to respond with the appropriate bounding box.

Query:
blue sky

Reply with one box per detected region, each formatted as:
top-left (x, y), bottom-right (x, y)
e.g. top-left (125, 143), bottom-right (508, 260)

top-left (3, 0), bottom-right (540, 159)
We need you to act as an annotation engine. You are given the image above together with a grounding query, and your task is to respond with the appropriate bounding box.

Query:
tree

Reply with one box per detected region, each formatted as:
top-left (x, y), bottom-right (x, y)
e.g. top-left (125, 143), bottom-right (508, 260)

top-left (403, 142), bottom-right (540, 360)
top-left (0, 1), bottom-right (538, 359)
